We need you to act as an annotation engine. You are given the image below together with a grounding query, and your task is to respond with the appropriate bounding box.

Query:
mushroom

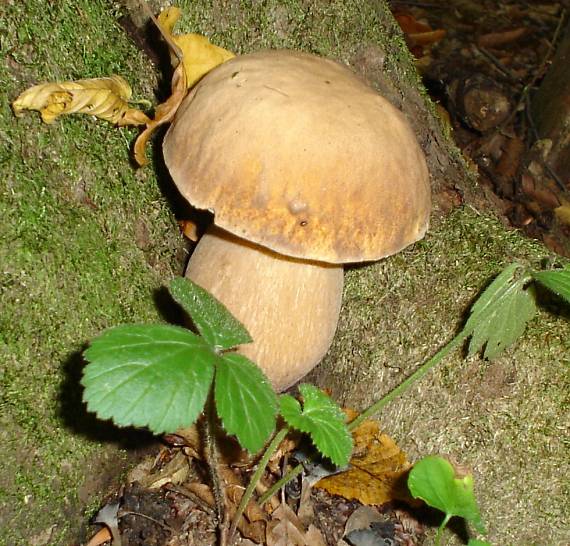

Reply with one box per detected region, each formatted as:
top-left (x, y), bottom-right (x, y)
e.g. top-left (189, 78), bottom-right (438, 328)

top-left (163, 50), bottom-right (430, 391)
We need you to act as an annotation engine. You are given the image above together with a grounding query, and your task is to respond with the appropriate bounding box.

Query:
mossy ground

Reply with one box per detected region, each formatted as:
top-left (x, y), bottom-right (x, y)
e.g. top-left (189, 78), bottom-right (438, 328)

top-left (1, 1), bottom-right (568, 545)
top-left (315, 208), bottom-right (569, 545)
top-left (1, 2), bottom-right (181, 544)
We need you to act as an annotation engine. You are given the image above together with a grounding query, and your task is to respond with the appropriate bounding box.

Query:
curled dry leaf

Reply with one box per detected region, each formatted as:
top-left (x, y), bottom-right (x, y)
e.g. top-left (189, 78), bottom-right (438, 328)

top-left (133, 7), bottom-right (234, 165)
top-left (315, 411), bottom-right (412, 506)
top-left (133, 64), bottom-right (187, 166)
top-left (12, 75), bottom-right (150, 126)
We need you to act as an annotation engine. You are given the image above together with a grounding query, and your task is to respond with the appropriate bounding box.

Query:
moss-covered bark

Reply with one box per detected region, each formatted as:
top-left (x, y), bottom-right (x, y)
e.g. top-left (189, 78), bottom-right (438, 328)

top-left (1, 1), bottom-right (567, 545)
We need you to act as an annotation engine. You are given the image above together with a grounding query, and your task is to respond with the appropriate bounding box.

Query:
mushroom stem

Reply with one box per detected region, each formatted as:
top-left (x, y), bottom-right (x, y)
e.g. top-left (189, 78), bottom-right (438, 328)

top-left (185, 225), bottom-right (344, 391)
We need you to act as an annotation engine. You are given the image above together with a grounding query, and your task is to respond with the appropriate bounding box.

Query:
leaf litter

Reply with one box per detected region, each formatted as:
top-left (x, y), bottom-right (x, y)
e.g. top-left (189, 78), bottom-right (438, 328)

top-left (83, 407), bottom-right (426, 546)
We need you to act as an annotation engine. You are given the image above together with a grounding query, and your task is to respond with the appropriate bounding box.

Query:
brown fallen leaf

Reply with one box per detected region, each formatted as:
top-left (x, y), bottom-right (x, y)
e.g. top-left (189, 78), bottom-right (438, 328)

top-left (477, 27), bottom-right (527, 49)
top-left (178, 219), bottom-right (200, 242)
top-left (315, 412), bottom-right (412, 506)
top-left (12, 75), bottom-right (150, 126)
top-left (394, 12), bottom-right (446, 52)
top-left (266, 502), bottom-right (327, 546)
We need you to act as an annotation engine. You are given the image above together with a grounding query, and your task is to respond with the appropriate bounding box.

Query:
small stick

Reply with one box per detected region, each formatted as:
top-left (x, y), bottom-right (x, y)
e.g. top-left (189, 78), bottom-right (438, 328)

top-left (140, 0), bottom-right (184, 62)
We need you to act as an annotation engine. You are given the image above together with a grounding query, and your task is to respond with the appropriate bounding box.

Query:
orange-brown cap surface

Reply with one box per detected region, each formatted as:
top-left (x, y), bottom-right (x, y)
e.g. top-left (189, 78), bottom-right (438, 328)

top-left (164, 49), bottom-right (431, 264)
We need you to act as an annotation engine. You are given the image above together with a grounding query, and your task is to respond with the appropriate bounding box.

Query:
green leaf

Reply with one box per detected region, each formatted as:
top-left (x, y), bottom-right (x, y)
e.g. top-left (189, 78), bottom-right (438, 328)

top-left (464, 263), bottom-right (537, 359)
top-left (280, 384), bottom-right (352, 467)
top-left (408, 456), bottom-right (486, 535)
top-left (82, 324), bottom-right (216, 434)
top-left (169, 277), bottom-right (252, 350)
top-left (215, 353), bottom-right (278, 453)
top-left (532, 266), bottom-right (570, 305)
top-left (467, 540), bottom-right (492, 546)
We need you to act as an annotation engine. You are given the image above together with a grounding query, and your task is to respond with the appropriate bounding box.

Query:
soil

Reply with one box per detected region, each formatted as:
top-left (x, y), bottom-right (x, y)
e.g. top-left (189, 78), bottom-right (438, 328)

top-left (84, 442), bottom-right (426, 546)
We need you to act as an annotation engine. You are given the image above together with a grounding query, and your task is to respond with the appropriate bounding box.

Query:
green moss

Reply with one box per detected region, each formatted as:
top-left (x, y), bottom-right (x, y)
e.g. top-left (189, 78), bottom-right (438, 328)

top-left (1, 1), bottom-right (180, 543)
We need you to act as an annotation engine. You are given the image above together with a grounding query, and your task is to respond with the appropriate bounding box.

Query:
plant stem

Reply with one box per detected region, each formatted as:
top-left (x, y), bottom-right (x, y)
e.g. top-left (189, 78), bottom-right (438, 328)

top-left (259, 332), bottom-right (470, 507)
top-left (228, 428), bottom-right (289, 543)
top-left (259, 332), bottom-right (469, 509)
top-left (203, 392), bottom-right (228, 546)
top-left (347, 331), bottom-right (469, 431)
top-left (258, 461), bottom-right (304, 507)
top-left (435, 514), bottom-right (452, 546)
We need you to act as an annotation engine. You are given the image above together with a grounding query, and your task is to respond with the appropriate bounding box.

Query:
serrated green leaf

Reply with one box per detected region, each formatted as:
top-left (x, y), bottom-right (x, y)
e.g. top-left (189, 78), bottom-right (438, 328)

top-left (169, 277), bottom-right (252, 350)
top-left (463, 263), bottom-right (537, 359)
top-left (82, 324), bottom-right (216, 434)
top-left (532, 266), bottom-right (570, 305)
top-left (215, 353), bottom-right (278, 453)
top-left (280, 384), bottom-right (352, 467)
top-left (408, 456), bottom-right (486, 535)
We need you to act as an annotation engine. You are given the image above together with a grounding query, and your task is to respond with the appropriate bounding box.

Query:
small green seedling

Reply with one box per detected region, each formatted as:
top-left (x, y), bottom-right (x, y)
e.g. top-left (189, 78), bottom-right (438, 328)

top-left (83, 277), bottom-right (351, 460)
top-left (82, 277), bottom-right (351, 542)
top-left (408, 456), bottom-right (489, 546)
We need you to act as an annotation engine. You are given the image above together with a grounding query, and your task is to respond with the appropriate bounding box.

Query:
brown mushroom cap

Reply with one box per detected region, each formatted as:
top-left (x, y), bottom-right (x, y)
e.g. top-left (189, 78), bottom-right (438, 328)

top-left (164, 49), bottom-right (431, 264)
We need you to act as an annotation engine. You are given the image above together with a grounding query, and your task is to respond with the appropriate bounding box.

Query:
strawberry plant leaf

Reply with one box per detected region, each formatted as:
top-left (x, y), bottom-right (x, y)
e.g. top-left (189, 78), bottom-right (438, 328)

top-left (408, 456), bottom-right (486, 535)
top-left (280, 384), bottom-right (352, 467)
top-left (532, 266), bottom-right (570, 305)
top-left (82, 324), bottom-right (216, 434)
top-left (215, 353), bottom-right (278, 453)
top-left (169, 277), bottom-right (252, 350)
top-left (463, 263), bottom-right (537, 359)
top-left (467, 540), bottom-right (492, 546)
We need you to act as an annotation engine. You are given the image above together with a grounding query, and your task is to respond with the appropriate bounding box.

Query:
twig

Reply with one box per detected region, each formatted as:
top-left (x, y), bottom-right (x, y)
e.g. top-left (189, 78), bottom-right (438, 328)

top-left (140, 0), bottom-right (184, 62)
top-left (119, 510), bottom-right (173, 533)
top-left (472, 45), bottom-right (521, 83)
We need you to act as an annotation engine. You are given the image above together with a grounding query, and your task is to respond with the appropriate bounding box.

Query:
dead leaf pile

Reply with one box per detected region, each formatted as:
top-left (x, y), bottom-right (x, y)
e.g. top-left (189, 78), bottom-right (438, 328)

top-left (84, 408), bottom-right (424, 546)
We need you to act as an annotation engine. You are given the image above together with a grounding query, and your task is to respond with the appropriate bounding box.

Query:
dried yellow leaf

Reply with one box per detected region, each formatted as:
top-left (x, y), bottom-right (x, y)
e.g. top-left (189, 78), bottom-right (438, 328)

top-left (133, 63), bottom-right (187, 166)
top-left (157, 7), bottom-right (235, 88)
top-left (315, 413), bottom-right (413, 506)
top-left (12, 75), bottom-right (150, 126)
